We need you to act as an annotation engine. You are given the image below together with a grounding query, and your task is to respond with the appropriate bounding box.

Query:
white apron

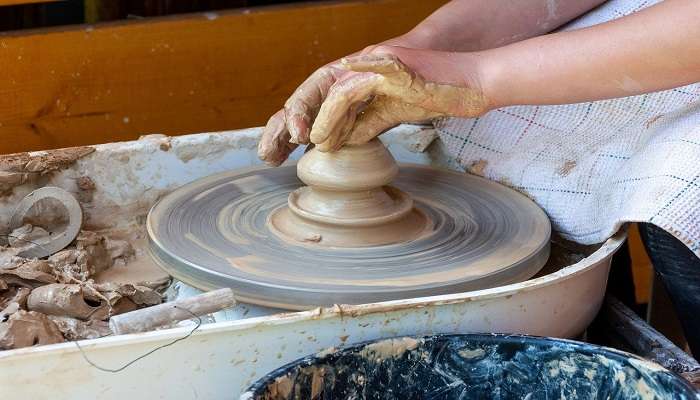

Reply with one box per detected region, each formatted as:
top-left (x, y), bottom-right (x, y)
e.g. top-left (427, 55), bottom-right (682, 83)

top-left (435, 0), bottom-right (700, 255)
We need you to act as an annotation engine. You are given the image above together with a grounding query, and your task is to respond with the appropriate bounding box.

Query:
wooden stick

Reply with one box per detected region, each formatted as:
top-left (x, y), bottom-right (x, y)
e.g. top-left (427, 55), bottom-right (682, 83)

top-left (602, 296), bottom-right (700, 387)
top-left (109, 288), bottom-right (235, 335)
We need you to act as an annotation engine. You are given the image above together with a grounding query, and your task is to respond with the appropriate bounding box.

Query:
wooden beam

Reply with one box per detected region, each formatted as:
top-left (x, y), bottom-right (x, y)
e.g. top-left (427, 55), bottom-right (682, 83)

top-left (602, 296), bottom-right (700, 387)
top-left (0, 0), bottom-right (447, 154)
top-left (628, 223), bottom-right (653, 304)
top-left (0, 0), bottom-right (59, 5)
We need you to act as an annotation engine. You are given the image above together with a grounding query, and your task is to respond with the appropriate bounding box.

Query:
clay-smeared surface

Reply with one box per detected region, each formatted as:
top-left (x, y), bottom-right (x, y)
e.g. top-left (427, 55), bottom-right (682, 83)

top-left (0, 146), bottom-right (94, 196)
top-left (243, 334), bottom-right (698, 400)
top-left (0, 225), bottom-right (169, 349)
top-left (148, 164), bottom-right (551, 310)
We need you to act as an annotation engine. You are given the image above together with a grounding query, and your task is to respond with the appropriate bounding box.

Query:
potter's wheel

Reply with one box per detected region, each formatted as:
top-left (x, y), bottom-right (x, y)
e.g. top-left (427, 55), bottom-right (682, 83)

top-left (147, 141), bottom-right (551, 310)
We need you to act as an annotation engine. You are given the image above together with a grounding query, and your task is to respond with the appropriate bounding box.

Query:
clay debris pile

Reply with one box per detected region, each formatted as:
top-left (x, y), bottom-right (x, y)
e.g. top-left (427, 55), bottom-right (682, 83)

top-left (0, 229), bottom-right (169, 350)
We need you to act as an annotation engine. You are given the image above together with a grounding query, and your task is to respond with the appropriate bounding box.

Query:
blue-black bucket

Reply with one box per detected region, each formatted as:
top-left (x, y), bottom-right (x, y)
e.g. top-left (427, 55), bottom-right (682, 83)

top-left (242, 334), bottom-right (699, 399)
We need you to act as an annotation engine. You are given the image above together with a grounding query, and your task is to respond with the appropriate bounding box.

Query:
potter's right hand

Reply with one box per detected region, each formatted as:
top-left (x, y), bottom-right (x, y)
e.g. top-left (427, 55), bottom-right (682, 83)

top-left (257, 63), bottom-right (352, 166)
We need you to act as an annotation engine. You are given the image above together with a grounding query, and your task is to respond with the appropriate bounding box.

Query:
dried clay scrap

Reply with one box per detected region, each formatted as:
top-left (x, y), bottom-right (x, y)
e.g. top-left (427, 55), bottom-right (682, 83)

top-left (0, 229), bottom-right (169, 350)
top-left (0, 146), bottom-right (170, 350)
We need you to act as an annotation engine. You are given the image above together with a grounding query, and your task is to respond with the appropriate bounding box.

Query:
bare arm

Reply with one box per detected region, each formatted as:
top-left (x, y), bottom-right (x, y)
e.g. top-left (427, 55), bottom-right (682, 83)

top-left (479, 0), bottom-right (700, 108)
top-left (400, 0), bottom-right (606, 51)
top-left (307, 0), bottom-right (700, 150)
top-left (258, 0), bottom-right (604, 164)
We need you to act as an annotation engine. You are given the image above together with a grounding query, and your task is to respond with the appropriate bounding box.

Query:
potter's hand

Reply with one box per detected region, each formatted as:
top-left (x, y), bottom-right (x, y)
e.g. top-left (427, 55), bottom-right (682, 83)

top-left (257, 64), bottom-right (351, 166)
top-left (257, 0), bottom-right (608, 163)
top-left (310, 48), bottom-right (490, 152)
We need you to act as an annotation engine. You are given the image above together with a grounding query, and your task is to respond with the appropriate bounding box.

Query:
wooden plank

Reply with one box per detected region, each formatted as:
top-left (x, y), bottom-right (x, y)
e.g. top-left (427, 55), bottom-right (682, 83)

top-left (649, 274), bottom-right (689, 349)
top-left (0, 0), bottom-right (59, 5)
top-left (628, 223), bottom-right (653, 303)
top-left (602, 296), bottom-right (700, 387)
top-left (0, 0), bottom-right (447, 154)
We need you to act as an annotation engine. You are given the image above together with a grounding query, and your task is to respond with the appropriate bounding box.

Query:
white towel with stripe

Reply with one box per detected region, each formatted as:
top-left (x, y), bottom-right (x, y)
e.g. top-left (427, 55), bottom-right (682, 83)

top-left (435, 0), bottom-right (700, 255)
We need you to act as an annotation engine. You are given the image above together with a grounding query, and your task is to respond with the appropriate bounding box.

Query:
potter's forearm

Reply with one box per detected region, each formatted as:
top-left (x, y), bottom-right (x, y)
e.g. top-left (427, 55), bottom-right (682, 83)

top-left (395, 0), bottom-right (605, 51)
top-left (479, 0), bottom-right (700, 108)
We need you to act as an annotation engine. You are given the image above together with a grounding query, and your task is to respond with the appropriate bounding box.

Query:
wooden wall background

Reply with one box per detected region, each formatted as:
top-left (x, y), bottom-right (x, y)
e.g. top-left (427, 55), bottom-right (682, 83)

top-left (0, 0), bottom-right (447, 153)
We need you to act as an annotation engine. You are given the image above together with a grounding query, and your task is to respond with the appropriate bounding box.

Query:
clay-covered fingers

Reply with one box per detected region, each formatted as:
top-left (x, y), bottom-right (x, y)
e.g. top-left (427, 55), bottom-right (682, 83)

top-left (344, 100), bottom-right (395, 145)
top-left (340, 53), bottom-right (409, 75)
top-left (316, 101), bottom-right (368, 152)
top-left (258, 109), bottom-right (298, 167)
top-left (346, 99), bottom-right (438, 145)
top-left (284, 97), bottom-right (312, 145)
top-left (284, 66), bottom-right (345, 145)
top-left (309, 73), bottom-right (382, 152)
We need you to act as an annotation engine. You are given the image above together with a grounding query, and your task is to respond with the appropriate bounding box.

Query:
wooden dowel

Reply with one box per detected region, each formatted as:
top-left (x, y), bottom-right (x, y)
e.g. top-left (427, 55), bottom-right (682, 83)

top-left (109, 288), bottom-right (235, 335)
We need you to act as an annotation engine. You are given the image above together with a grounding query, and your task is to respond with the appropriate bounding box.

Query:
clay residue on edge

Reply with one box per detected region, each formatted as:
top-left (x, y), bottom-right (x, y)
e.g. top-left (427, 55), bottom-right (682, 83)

top-left (557, 160), bottom-right (577, 177)
top-left (359, 337), bottom-right (421, 361)
top-left (467, 159), bottom-right (488, 177)
top-left (265, 374), bottom-right (295, 399)
top-left (174, 134), bottom-right (259, 164)
top-left (138, 134), bottom-right (172, 152)
top-left (0, 146), bottom-right (94, 195)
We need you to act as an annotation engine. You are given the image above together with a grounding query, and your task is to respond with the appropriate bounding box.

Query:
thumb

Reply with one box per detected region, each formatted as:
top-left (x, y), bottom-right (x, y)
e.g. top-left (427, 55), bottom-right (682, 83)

top-left (346, 98), bottom-right (440, 146)
top-left (345, 100), bottom-right (398, 145)
top-left (340, 53), bottom-right (407, 74)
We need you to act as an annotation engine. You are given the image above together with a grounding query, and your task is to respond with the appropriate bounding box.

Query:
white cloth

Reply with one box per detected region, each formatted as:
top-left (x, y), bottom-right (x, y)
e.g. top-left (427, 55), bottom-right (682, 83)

top-left (435, 0), bottom-right (700, 255)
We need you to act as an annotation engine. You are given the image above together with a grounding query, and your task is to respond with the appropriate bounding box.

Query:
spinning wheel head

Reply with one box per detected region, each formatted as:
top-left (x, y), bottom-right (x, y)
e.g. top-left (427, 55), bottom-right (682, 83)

top-left (147, 140), bottom-right (551, 309)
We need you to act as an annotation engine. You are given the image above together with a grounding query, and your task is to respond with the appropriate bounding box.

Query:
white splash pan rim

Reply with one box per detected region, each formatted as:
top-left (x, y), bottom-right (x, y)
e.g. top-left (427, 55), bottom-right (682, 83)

top-left (0, 229), bottom-right (626, 361)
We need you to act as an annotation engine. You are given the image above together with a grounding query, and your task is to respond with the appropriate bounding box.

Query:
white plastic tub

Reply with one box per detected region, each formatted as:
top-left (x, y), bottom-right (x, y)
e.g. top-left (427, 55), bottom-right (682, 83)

top-left (0, 125), bottom-right (625, 399)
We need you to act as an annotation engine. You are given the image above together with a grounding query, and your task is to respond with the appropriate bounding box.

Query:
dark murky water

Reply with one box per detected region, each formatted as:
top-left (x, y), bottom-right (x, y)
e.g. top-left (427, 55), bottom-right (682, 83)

top-left (243, 334), bottom-right (698, 400)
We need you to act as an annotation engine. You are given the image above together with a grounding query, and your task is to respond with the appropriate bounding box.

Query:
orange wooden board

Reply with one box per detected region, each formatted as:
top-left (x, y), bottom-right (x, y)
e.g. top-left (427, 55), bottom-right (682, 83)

top-left (628, 223), bottom-right (654, 304)
top-left (0, 0), bottom-right (446, 154)
top-left (0, 0), bottom-right (59, 5)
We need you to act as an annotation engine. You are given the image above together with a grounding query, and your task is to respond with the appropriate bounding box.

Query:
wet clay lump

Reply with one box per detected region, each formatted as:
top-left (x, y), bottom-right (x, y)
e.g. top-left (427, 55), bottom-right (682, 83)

top-left (268, 139), bottom-right (430, 247)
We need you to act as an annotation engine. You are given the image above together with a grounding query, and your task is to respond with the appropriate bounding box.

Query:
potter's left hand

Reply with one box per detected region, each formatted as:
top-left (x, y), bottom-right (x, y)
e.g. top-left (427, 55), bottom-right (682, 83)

top-left (310, 47), bottom-right (491, 152)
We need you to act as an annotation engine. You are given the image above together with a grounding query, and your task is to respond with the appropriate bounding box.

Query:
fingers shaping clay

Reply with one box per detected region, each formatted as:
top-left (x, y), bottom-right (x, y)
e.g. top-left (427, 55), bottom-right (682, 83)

top-left (147, 139), bottom-right (551, 310)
